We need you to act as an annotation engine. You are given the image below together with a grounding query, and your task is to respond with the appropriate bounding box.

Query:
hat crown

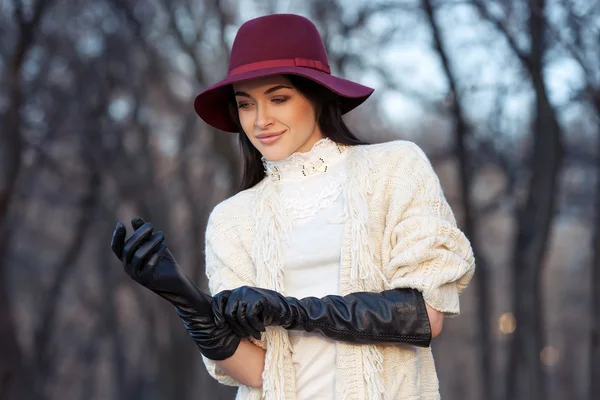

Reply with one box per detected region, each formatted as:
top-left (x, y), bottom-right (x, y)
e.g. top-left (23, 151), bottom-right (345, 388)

top-left (228, 14), bottom-right (329, 74)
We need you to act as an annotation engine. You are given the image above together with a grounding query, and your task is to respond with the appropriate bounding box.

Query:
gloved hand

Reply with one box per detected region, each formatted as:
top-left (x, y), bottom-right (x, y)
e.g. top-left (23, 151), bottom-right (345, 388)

top-left (111, 216), bottom-right (240, 360)
top-left (214, 286), bottom-right (432, 347)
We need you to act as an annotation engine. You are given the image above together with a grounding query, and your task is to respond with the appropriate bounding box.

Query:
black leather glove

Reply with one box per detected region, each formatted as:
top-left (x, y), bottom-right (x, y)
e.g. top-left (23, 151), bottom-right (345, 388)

top-left (214, 286), bottom-right (432, 347)
top-left (111, 216), bottom-right (240, 360)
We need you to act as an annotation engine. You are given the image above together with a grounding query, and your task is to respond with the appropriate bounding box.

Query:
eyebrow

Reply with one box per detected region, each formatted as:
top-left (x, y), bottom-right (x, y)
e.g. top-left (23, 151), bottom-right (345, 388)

top-left (234, 85), bottom-right (293, 98)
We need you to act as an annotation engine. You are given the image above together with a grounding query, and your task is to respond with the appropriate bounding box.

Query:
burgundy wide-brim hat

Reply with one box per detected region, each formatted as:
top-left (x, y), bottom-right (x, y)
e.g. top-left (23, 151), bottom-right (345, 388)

top-left (194, 14), bottom-right (374, 133)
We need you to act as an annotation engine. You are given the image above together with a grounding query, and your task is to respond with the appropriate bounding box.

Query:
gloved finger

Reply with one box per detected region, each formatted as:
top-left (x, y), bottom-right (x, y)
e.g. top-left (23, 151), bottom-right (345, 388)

top-left (246, 301), bottom-right (267, 336)
top-left (212, 291), bottom-right (230, 328)
top-left (146, 242), bottom-right (166, 273)
top-left (123, 222), bottom-right (153, 266)
top-left (225, 299), bottom-right (251, 338)
top-left (131, 216), bottom-right (146, 230)
top-left (131, 231), bottom-right (166, 275)
top-left (237, 302), bottom-right (262, 341)
top-left (111, 222), bottom-right (126, 259)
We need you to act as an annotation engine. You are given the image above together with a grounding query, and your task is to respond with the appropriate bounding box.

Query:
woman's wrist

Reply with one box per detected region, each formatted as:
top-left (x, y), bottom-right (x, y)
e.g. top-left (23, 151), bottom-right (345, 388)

top-left (214, 339), bottom-right (265, 388)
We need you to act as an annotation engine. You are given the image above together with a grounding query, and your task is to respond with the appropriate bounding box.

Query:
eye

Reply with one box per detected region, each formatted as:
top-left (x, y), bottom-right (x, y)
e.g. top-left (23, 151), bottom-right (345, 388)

top-left (271, 96), bottom-right (289, 104)
top-left (237, 102), bottom-right (253, 110)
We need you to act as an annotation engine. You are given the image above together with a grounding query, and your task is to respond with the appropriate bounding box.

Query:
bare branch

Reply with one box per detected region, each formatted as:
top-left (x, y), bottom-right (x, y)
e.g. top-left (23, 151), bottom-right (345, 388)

top-left (12, 0), bottom-right (25, 25)
top-left (422, 1), bottom-right (493, 398)
top-left (470, 0), bottom-right (532, 73)
top-left (156, 0), bottom-right (207, 83)
top-left (32, 167), bottom-right (100, 390)
top-left (0, 0), bottom-right (56, 395)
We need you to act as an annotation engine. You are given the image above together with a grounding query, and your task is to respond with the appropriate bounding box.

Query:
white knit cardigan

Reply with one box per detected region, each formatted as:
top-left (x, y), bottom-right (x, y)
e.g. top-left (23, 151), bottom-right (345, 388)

top-left (201, 140), bottom-right (475, 400)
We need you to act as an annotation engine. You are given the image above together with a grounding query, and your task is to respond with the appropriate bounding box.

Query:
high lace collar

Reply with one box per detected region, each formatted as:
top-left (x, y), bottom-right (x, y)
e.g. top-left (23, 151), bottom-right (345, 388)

top-left (263, 137), bottom-right (348, 181)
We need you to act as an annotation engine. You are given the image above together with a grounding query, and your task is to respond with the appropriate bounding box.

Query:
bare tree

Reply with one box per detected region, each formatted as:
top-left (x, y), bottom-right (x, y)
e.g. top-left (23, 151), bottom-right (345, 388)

top-left (473, 1), bottom-right (564, 399)
top-left (32, 144), bottom-right (101, 397)
top-left (420, 1), bottom-right (494, 399)
top-left (0, 1), bottom-right (55, 398)
top-left (542, 3), bottom-right (600, 398)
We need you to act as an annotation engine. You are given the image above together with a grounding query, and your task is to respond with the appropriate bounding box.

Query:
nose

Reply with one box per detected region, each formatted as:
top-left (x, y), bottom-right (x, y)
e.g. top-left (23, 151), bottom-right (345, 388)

top-left (255, 103), bottom-right (273, 129)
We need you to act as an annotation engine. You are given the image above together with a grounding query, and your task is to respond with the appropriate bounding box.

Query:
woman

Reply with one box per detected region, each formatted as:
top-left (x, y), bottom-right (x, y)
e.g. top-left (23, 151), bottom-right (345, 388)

top-left (111, 13), bottom-right (475, 400)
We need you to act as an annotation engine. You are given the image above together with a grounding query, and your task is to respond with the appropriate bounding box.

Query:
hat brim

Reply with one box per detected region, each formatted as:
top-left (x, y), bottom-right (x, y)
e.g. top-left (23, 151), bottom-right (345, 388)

top-left (194, 67), bottom-right (374, 133)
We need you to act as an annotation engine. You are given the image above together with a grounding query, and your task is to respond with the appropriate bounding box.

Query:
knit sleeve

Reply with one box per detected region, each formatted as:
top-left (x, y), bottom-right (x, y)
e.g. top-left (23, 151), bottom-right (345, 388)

top-left (384, 143), bottom-right (475, 315)
top-left (200, 206), bottom-right (267, 387)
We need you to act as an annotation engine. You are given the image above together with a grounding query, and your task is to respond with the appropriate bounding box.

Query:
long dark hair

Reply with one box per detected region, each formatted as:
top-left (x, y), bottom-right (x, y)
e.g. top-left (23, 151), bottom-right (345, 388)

top-left (228, 74), bottom-right (368, 191)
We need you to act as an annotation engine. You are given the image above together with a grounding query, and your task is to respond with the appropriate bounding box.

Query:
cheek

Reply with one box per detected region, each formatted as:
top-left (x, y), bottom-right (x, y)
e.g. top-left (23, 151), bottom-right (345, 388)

top-left (287, 101), bottom-right (316, 131)
top-left (298, 103), bottom-right (317, 130)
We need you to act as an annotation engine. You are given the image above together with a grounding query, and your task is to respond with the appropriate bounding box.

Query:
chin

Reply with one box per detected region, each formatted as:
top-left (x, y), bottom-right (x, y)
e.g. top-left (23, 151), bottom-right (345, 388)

top-left (258, 143), bottom-right (296, 162)
top-left (261, 149), bottom-right (291, 162)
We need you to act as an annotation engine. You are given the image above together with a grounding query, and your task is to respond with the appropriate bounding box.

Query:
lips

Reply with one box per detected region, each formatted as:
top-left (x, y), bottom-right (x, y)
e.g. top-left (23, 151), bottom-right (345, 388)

top-left (256, 130), bottom-right (285, 144)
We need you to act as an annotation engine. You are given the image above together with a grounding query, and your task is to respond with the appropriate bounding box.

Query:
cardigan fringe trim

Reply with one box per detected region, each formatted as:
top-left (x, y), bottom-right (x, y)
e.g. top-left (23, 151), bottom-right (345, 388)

top-left (343, 147), bottom-right (386, 399)
top-left (251, 180), bottom-right (296, 400)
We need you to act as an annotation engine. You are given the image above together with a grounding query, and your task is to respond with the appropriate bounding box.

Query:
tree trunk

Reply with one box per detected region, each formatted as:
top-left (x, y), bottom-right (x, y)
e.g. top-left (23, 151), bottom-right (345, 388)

top-left (508, 66), bottom-right (562, 400)
top-left (471, 1), bottom-right (563, 399)
top-left (421, 1), bottom-right (493, 399)
top-left (507, 2), bottom-right (564, 399)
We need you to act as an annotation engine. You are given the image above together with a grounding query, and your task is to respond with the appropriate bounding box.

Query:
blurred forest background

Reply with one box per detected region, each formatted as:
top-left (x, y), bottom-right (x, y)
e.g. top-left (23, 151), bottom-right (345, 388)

top-left (0, 0), bottom-right (598, 399)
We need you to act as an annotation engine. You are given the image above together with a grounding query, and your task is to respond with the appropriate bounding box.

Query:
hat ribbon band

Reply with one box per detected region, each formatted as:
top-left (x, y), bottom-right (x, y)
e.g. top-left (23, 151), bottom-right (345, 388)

top-left (229, 58), bottom-right (331, 76)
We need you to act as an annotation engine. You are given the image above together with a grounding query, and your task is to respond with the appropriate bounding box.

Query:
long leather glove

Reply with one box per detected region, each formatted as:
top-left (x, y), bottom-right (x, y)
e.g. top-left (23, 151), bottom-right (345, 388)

top-left (111, 216), bottom-right (239, 360)
top-left (215, 286), bottom-right (432, 347)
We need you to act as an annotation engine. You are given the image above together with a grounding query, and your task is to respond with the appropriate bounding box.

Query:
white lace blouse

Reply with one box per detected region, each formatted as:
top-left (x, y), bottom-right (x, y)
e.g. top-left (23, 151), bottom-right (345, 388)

top-left (263, 138), bottom-right (348, 400)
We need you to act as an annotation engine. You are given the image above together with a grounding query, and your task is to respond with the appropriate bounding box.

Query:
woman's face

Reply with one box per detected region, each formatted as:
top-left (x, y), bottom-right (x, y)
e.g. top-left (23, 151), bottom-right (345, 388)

top-left (233, 75), bottom-right (324, 162)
